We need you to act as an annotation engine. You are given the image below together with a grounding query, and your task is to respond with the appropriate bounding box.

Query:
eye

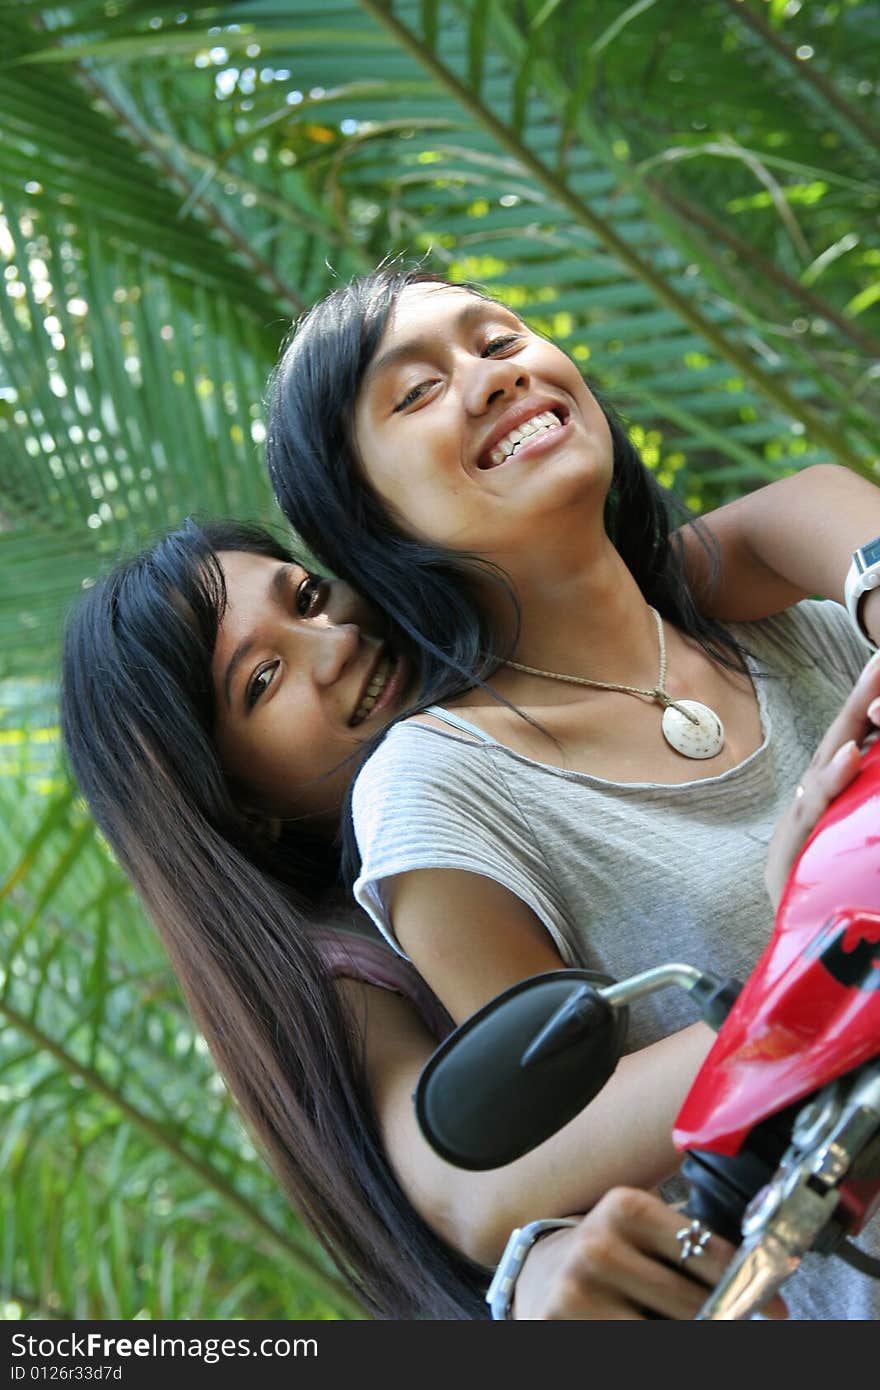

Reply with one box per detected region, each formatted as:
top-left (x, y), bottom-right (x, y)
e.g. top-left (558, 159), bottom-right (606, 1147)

top-left (393, 380), bottom-right (438, 413)
top-left (296, 573), bottom-right (327, 617)
top-left (246, 661), bottom-right (279, 710)
top-left (483, 333), bottom-right (522, 356)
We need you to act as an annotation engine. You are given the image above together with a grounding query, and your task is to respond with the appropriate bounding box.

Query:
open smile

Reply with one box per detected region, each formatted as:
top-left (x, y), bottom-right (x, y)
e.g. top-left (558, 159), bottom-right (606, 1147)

top-left (349, 647), bottom-right (408, 726)
top-left (478, 405), bottom-right (569, 470)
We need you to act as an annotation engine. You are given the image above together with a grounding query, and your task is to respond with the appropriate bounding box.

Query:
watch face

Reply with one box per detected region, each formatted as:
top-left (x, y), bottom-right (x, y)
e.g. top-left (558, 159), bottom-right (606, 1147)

top-left (857, 537), bottom-right (880, 571)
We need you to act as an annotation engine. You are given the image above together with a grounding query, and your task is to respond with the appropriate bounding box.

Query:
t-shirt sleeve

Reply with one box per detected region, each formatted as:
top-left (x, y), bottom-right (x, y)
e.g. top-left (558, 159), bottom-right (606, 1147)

top-left (796, 597), bottom-right (873, 679)
top-left (744, 598), bottom-right (872, 687)
top-left (351, 725), bottom-right (567, 960)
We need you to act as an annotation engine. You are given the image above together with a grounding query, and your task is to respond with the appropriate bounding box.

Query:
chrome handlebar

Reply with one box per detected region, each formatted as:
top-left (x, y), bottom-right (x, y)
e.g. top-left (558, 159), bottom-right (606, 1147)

top-left (696, 1060), bottom-right (880, 1319)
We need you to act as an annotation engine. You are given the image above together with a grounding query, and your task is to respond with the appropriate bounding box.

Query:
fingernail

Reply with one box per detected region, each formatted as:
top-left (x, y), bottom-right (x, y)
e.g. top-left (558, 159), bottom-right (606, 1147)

top-left (831, 739), bottom-right (858, 767)
top-left (869, 698), bottom-right (880, 724)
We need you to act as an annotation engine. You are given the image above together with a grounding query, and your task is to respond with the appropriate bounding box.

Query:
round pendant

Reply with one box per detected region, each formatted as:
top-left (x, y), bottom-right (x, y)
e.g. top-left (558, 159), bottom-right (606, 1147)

top-left (661, 700), bottom-right (725, 760)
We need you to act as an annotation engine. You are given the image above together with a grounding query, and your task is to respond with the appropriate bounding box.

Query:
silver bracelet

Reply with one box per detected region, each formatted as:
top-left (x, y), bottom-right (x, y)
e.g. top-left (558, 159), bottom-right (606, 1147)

top-left (485, 1218), bottom-right (580, 1320)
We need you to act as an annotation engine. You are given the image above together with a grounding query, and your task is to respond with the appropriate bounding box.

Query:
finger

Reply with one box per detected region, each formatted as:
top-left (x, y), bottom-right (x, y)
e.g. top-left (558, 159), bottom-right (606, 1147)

top-left (809, 651), bottom-right (880, 768)
top-left (758, 1291), bottom-right (789, 1319)
top-left (540, 1192), bottom-right (698, 1320)
top-left (656, 1216), bottom-right (734, 1290)
top-left (593, 1222), bottom-right (737, 1321)
top-left (588, 1194), bottom-right (789, 1321)
top-left (767, 734), bottom-right (864, 907)
top-left (805, 666), bottom-right (878, 780)
top-left (813, 738), bottom-right (862, 810)
top-left (607, 1245), bottom-right (714, 1320)
top-left (554, 1224), bottom-right (705, 1320)
top-left (788, 736), bottom-right (862, 851)
top-left (516, 1219), bottom-right (649, 1320)
top-left (537, 1276), bottom-right (647, 1321)
top-left (649, 1217), bottom-right (788, 1321)
top-left (609, 1195), bottom-right (738, 1314)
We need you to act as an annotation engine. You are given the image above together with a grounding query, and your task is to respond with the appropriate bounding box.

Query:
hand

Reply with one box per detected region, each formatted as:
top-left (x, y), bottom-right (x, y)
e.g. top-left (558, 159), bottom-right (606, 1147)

top-left (510, 1187), bottom-right (787, 1320)
top-left (765, 649), bottom-right (880, 910)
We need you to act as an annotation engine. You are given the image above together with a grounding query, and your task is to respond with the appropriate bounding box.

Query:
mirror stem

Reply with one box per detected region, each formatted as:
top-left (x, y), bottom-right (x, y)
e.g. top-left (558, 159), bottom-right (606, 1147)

top-left (521, 964), bottom-right (741, 1069)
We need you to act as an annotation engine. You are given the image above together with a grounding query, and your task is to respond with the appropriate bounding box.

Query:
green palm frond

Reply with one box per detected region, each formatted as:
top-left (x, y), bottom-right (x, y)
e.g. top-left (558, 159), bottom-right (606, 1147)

top-left (1, 0), bottom-right (878, 1320)
top-left (0, 758), bottom-right (363, 1319)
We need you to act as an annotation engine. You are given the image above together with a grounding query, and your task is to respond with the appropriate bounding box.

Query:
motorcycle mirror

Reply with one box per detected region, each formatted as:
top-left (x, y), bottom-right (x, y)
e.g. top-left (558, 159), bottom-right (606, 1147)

top-left (415, 969), bottom-right (628, 1170)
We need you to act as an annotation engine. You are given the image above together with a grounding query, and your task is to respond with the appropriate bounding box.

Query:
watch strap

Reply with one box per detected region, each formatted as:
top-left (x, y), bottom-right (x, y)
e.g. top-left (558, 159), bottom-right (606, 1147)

top-left (844, 537), bottom-right (880, 650)
top-left (485, 1217), bottom-right (580, 1320)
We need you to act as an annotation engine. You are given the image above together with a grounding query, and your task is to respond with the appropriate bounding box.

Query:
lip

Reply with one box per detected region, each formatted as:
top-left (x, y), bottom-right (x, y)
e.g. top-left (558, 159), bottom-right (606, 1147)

top-left (349, 645), bottom-right (408, 727)
top-left (349, 644), bottom-right (385, 727)
top-left (476, 399), bottom-right (570, 471)
top-left (366, 650), bottom-right (408, 724)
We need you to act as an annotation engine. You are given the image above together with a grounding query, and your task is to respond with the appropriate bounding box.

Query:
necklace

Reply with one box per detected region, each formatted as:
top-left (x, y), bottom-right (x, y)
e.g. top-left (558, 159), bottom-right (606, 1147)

top-left (502, 607), bottom-right (725, 760)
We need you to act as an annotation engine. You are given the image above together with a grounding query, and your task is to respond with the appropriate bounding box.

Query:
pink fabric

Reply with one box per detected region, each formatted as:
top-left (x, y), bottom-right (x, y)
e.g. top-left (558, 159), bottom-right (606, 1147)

top-left (315, 925), bottom-right (453, 1043)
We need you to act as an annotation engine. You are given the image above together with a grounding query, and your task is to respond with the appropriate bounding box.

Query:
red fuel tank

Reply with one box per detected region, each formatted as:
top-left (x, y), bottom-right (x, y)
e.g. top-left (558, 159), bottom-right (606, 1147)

top-left (675, 739), bottom-right (880, 1157)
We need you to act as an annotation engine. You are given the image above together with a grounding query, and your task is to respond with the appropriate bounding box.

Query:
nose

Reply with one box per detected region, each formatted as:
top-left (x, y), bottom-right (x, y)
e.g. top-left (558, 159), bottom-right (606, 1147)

top-left (464, 354), bottom-right (530, 416)
top-left (303, 620), bottom-right (362, 689)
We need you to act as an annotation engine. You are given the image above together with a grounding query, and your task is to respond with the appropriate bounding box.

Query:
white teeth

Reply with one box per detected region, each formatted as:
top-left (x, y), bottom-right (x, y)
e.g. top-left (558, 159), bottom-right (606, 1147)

top-left (352, 655), bottom-right (393, 726)
top-left (488, 411), bottom-right (561, 467)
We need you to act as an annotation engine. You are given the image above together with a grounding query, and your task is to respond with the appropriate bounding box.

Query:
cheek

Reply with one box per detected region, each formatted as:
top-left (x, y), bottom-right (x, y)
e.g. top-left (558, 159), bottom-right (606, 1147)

top-left (257, 717), bottom-right (366, 820)
top-left (559, 359), bottom-right (603, 420)
top-left (559, 373), bottom-right (613, 469)
top-left (269, 744), bottom-right (366, 824)
top-left (215, 709), bottom-right (309, 811)
top-left (359, 452), bottom-right (447, 543)
top-left (356, 404), bottom-right (450, 499)
top-left (352, 411), bottom-right (390, 491)
top-left (587, 400), bottom-right (614, 464)
top-left (363, 417), bottom-right (423, 481)
top-left (351, 424), bottom-right (408, 526)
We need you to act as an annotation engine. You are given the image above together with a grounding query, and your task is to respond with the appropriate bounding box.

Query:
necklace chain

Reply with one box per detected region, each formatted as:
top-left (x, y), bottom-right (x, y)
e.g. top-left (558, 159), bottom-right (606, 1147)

top-left (502, 606), bottom-right (700, 725)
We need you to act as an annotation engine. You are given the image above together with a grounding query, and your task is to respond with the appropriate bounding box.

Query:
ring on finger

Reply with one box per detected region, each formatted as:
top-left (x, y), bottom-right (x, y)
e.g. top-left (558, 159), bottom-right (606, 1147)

top-left (675, 1218), bottom-right (712, 1264)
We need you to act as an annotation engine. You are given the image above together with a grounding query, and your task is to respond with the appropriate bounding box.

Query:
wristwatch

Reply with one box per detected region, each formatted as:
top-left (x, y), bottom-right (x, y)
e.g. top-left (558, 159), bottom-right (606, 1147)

top-left (485, 1218), bottom-right (579, 1320)
top-left (844, 535), bottom-right (880, 649)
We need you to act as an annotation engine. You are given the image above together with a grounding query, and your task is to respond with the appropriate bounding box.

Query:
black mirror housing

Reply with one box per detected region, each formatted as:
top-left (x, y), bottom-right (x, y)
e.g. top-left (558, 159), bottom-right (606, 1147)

top-left (415, 969), bottom-right (627, 1170)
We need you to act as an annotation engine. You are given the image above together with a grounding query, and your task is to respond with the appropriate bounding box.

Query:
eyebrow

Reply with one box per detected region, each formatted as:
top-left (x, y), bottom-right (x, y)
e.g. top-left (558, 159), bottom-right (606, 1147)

top-left (222, 562), bottom-right (293, 711)
top-left (363, 297), bottom-right (506, 388)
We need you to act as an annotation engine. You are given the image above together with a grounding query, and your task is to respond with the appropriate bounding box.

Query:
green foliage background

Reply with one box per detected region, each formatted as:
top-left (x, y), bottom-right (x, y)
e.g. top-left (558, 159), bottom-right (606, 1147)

top-left (0, 0), bottom-right (878, 1319)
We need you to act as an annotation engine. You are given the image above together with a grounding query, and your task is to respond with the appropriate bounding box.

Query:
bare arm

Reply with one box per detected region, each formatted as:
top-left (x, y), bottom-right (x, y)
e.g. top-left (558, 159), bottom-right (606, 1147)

top-left (382, 869), bottom-right (713, 1265)
top-left (679, 463), bottom-right (880, 644)
top-left (342, 981), bottom-right (788, 1319)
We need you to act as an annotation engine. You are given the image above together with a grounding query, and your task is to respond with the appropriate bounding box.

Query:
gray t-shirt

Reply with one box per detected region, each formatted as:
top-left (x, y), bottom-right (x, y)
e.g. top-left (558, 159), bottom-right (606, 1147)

top-left (351, 600), bottom-right (878, 1319)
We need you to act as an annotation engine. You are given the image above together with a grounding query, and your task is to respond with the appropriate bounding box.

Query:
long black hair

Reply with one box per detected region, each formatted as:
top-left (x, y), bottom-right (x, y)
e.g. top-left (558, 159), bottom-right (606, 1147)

top-left (266, 264), bottom-right (746, 709)
top-left (59, 517), bottom-right (488, 1319)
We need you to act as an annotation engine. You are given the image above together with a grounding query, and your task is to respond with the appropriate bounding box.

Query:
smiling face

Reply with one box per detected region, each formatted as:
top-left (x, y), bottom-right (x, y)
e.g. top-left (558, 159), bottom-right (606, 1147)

top-left (211, 551), bottom-right (410, 823)
top-left (352, 283), bottom-right (614, 556)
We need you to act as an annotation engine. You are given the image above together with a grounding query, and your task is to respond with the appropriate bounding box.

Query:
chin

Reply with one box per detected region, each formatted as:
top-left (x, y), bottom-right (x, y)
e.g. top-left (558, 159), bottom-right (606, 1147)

top-left (527, 449), bottom-right (610, 510)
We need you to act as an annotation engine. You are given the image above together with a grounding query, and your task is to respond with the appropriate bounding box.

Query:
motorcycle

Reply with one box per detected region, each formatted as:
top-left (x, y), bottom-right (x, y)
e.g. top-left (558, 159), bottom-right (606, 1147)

top-left (415, 738), bottom-right (880, 1319)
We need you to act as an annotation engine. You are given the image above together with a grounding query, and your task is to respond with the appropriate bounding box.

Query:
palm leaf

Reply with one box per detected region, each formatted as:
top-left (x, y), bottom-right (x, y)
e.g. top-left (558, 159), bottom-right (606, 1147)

top-left (1, 0), bottom-right (879, 1320)
top-left (0, 757), bottom-right (363, 1319)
